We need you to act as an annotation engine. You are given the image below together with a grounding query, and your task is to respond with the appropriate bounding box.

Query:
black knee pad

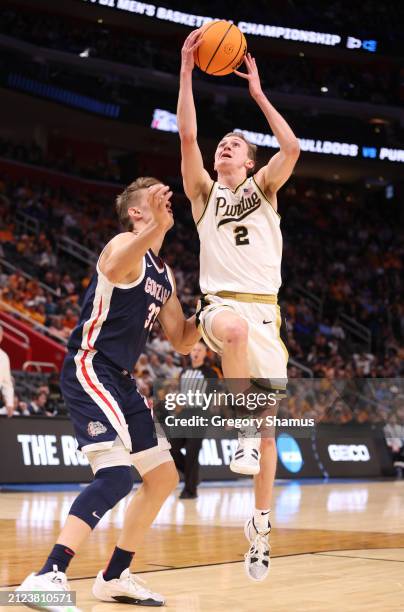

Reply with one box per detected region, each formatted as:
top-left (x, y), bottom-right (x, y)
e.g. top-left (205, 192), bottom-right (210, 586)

top-left (69, 466), bottom-right (135, 529)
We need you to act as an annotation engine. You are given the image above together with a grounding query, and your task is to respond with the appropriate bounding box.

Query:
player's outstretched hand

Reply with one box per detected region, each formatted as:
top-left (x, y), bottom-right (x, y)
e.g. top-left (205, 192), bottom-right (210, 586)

top-left (181, 28), bottom-right (203, 73)
top-left (148, 184), bottom-right (174, 231)
top-left (234, 53), bottom-right (263, 99)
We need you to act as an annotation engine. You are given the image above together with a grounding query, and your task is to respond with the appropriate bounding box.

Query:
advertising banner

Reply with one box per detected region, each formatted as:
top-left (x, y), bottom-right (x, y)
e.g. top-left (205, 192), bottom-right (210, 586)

top-left (0, 418), bottom-right (393, 483)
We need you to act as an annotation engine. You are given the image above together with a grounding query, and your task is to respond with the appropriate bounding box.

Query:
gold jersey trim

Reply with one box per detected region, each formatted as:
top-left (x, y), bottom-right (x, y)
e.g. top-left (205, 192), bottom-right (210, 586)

top-left (214, 291), bottom-right (278, 304)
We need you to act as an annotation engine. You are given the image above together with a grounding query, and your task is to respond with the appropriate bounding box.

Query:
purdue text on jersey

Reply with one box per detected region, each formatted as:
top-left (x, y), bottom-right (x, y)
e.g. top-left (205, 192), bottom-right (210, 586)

top-left (198, 177), bottom-right (282, 295)
top-left (215, 189), bottom-right (261, 227)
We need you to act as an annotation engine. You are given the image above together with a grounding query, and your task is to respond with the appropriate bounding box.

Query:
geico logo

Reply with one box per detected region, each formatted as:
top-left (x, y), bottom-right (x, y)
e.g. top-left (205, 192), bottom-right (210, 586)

top-left (328, 444), bottom-right (370, 462)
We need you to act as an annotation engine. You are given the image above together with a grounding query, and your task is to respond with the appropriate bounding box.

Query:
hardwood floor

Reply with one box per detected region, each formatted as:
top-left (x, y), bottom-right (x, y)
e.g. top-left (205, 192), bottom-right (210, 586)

top-left (1, 480), bottom-right (403, 611)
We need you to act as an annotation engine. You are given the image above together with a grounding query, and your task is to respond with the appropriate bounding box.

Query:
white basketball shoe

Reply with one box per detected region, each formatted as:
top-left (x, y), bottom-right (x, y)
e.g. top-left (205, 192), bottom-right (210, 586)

top-left (230, 427), bottom-right (261, 475)
top-left (15, 565), bottom-right (81, 611)
top-left (92, 568), bottom-right (165, 606)
top-left (244, 518), bottom-right (271, 581)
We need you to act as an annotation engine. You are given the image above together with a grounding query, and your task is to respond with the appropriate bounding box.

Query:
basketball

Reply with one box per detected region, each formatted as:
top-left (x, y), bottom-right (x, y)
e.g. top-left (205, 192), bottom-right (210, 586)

top-left (195, 20), bottom-right (247, 76)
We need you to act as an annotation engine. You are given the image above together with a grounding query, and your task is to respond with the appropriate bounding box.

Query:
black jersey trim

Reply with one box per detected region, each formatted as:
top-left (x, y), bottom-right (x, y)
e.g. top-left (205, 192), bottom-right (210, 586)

top-left (196, 180), bottom-right (215, 227)
top-left (252, 176), bottom-right (281, 219)
top-left (147, 249), bottom-right (165, 273)
top-left (217, 177), bottom-right (249, 194)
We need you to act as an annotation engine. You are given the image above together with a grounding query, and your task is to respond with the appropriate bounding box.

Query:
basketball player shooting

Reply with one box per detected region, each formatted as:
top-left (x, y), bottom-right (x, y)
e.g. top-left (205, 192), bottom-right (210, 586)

top-left (16, 179), bottom-right (200, 609)
top-left (177, 29), bottom-right (300, 581)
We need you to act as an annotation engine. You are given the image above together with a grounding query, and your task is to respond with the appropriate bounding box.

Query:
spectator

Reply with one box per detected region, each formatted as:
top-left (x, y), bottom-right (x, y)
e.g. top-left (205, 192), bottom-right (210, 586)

top-left (384, 407), bottom-right (404, 477)
top-left (0, 393), bottom-right (29, 417)
top-left (160, 353), bottom-right (182, 379)
top-left (27, 391), bottom-right (55, 417)
top-left (149, 329), bottom-right (173, 355)
top-left (0, 324), bottom-right (14, 417)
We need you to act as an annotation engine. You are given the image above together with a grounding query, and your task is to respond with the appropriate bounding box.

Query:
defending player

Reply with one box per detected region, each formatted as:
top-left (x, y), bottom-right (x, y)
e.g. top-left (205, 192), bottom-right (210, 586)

top-left (177, 30), bottom-right (300, 581)
top-left (16, 178), bottom-right (200, 609)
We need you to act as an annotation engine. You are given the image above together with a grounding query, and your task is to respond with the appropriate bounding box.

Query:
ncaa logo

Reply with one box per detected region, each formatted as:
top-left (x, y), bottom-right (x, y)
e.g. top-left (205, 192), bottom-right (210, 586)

top-left (276, 434), bottom-right (303, 473)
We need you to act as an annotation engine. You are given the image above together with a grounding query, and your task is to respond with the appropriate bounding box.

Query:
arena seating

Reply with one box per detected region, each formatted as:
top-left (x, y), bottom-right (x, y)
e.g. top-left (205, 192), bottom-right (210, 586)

top-left (1, 158), bottom-right (402, 389)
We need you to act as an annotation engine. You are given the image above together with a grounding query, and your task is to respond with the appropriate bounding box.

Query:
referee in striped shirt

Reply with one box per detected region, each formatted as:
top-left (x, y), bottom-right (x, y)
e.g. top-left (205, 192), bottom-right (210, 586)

top-left (170, 340), bottom-right (218, 499)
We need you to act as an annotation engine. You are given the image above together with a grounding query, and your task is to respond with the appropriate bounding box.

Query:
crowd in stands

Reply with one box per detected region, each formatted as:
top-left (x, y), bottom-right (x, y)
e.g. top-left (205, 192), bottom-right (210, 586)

top-left (1, 162), bottom-right (403, 466)
top-left (0, 138), bottom-right (122, 183)
top-left (1, 4), bottom-right (403, 106)
top-left (1, 169), bottom-right (402, 379)
top-left (0, 369), bottom-right (65, 417)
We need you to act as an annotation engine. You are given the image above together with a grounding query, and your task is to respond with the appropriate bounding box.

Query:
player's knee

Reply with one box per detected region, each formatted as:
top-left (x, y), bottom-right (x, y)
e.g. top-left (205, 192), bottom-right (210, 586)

top-left (156, 464), bottom-right (179, 495)
top-left (166, 463), bottom-right (180, 491)
top-left (222, 319), bottom-right (248, 347)
top-left (143, 460), bottom-right (179, 494)
top-left (69, 466), bottom-right (135, 529)
top-left (96, 465), bottom-right (135, 499)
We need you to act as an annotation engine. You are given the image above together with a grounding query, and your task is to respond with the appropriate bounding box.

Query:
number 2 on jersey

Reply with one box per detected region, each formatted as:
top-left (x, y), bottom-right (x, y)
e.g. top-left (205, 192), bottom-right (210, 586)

top-left (144, 303), bottom-right (160, 330)
top-left (234, 225), bottom-right (249, 246)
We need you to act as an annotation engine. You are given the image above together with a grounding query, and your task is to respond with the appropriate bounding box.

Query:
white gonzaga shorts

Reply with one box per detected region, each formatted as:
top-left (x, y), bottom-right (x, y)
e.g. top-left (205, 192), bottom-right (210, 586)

top-left (197, 292), bottom-right (288, 390)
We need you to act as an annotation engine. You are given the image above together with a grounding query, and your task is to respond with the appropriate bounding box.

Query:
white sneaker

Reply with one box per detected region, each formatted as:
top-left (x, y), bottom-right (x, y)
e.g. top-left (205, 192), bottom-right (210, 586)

top-left (230, 429), bottom-right (261, 475)
top-left (244, 518), bottom-right (271, 582)
top-left (92, 568), bottom-right (165, 606)
top-left (15, 565), bottom-right (81, 611)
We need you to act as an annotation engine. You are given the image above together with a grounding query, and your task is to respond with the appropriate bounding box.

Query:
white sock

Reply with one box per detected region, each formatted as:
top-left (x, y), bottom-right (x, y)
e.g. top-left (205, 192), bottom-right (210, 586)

top-left (240, 424), bottom-right (260, 440)
top-left (253, 508), bottom-right (271, 533)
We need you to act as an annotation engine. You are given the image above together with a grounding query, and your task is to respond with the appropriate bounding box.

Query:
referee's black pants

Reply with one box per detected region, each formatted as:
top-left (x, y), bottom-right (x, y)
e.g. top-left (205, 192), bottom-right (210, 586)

top-left (170, 437), bottom-right (203, 496)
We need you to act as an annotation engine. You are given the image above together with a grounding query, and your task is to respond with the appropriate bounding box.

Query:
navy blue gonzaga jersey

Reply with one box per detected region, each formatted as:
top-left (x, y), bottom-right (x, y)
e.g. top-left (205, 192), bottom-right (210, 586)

top-left (68, 248), bottom-right (173, 371)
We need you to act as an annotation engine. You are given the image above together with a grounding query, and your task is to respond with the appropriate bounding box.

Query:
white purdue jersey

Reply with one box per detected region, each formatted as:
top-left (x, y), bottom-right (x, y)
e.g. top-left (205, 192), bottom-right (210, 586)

top-left (197, 176), bottom-right (282, 294)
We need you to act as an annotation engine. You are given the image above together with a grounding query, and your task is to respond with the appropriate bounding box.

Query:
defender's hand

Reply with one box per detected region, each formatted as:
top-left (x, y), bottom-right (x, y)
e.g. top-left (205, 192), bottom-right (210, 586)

top-left (148, 184), bottom-right (174, 231)
top-left (234, 53), bottom-right (263, 99)
top-left (181, 28), bottom-right (203, 73)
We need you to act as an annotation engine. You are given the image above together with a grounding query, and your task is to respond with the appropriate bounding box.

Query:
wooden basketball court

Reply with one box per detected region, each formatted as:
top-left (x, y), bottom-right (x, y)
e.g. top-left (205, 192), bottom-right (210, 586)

top-left (1, 480), bottom-right (403, 611)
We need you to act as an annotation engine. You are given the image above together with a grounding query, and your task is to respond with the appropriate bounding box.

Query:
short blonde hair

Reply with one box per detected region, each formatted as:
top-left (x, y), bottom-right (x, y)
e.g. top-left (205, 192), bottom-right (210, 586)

top-left (115, 176), bottom-right (160, 230)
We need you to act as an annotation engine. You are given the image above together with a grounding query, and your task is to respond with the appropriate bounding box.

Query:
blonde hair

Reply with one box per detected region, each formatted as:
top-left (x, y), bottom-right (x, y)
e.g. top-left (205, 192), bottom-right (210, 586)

top-left (115, 176), bottom-right (160, 230)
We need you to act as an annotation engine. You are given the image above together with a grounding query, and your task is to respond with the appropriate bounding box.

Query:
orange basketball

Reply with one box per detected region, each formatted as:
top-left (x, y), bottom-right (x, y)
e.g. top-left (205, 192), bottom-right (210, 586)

top-left (195, 20), bottom-right (247, 76)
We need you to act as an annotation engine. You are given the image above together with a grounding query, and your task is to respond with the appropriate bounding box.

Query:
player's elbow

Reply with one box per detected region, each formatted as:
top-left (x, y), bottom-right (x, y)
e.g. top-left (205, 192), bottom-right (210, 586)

top-left (284, 140), bottom-right (300, 159)
top-left (182, 182), bottom-right (199, 202)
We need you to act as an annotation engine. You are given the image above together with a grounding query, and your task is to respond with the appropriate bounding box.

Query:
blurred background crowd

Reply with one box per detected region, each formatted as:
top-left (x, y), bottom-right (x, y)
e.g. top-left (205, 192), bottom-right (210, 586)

top-left (0, 0), bottom-right (403, 466)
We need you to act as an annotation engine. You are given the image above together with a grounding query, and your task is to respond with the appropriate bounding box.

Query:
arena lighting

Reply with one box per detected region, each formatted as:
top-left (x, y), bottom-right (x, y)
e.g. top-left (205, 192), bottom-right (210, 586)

top-left (150, 109), bottom-right (404, 163)
top-left (81, 1), bottom-right (378, 52)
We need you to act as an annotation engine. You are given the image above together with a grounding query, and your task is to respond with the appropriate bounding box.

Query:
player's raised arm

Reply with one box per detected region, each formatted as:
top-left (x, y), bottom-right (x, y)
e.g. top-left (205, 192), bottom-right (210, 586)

top-left (100, 184), bottom-right (173, 284)
top-left (158, 272), bottom-right (200, 355)
top-left (177, 29), bottom-right (212, 219)
top-left (235, 53), bottom-right (300, 204)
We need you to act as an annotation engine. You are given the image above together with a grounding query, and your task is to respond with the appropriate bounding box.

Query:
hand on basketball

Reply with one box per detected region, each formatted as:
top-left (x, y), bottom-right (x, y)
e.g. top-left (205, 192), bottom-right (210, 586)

top-left (181, 29), bottom-right (203, 73)
top-left (148, 184), bottom-right (174, 231)
top-left (234, 53), bottom-right (263, 99)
